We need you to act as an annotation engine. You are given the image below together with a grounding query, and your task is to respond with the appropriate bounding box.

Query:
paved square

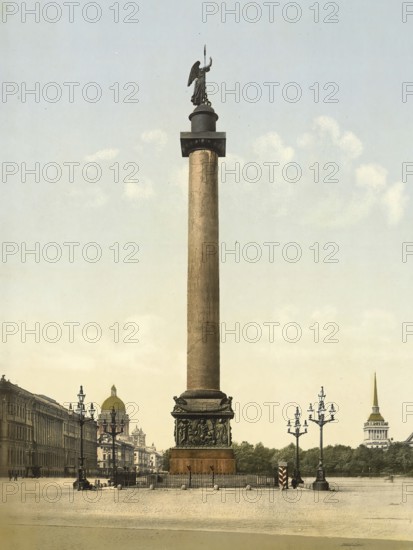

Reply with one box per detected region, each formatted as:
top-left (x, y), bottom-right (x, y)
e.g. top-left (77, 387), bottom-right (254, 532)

top-left (1, 477), bottom-right (412, 549)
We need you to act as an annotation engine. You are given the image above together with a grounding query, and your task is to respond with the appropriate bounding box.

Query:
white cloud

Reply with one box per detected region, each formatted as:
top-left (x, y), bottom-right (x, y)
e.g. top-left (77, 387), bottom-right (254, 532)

top-left (381, 181), bottom-right (408, 225)
top-left (296, 132), bottom-right (313, 148)
top-left (314, 115), bottom-right (340, 141)
top-left (294, 118), bottom-right (408, 227)
top-left (354, 166), bottom-right (407, 225)
top-left (85, 148), bottom-right (119, 162)
top-left (356, 164), bottom-right (387, 191)
top-left (141, 129), bottom-right (168, 148)
top-left (299, 116), bottom-right (363, 159)
top-left (338, 131), bottom-right (363, 159)
top-left (252, 132), bottom-right (294, 163)
top-left (123, 179), bottom-right (154, 201)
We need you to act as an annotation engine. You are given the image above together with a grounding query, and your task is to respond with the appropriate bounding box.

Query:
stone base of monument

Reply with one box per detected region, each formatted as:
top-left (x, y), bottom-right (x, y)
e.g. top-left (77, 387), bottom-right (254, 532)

top-left (170, 390), bottom-right (235, 474)
top-left (169, 448), bottom-right (236, 474)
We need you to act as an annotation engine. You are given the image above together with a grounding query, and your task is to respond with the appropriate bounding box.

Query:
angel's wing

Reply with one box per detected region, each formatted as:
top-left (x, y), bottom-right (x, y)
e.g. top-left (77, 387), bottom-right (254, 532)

top-left (187, 61), bottom-right (200, 87)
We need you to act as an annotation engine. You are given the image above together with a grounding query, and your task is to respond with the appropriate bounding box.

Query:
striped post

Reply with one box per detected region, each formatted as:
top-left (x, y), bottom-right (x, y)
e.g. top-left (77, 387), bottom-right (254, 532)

top-left (278, 461), bottom-right (288, 490)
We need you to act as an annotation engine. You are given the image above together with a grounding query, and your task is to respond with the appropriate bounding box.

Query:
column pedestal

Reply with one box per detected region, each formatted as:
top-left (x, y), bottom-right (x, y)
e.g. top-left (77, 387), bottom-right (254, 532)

top-left (171, 390), bottom-right (235, 474)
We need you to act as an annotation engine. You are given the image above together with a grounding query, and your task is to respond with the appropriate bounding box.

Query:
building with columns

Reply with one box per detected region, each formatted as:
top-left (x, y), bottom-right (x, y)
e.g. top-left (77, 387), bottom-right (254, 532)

top-left (130, 426), bottom-right (163, 473)
top-left (363, 373), bottom-right (391, 449)
top-left (96, 385), bottom-right (135, 476)
top-left (0, 375), bottom-right (97, 477)
top-left (97, 386), bottom-right (163, 475)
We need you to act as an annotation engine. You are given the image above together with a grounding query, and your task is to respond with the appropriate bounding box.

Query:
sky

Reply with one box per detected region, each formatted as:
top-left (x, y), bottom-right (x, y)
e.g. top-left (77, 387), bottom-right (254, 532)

top-left (1, 0), bottom-right (413, 452)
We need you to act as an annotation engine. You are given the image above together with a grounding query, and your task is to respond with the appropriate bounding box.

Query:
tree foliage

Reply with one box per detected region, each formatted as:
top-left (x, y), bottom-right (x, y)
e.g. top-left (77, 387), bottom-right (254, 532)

top-left (232, 441), bottom-right (413, 476)
top-left (162, 442), bottom-right (413, 476)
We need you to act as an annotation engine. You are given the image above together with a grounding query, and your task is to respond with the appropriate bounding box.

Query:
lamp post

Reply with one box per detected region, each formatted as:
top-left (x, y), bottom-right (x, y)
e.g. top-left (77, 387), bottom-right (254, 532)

top-left (102, 405), bottom-right (124, 487)
top-left (25, 442), bottom-right (35, 478)
top-left (187, 465), bottom-right (192, 488)
top-left (69, 385), bottom-right (95, 490)
top-left (287, 406), bottom-right (308, 488)
top-left (308, 386), bottom-right (336, 491)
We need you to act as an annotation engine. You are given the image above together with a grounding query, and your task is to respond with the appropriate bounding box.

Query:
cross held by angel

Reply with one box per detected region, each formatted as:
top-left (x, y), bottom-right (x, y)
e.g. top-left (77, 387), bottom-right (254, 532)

top-left (187, 48), bottom-right (212, 106)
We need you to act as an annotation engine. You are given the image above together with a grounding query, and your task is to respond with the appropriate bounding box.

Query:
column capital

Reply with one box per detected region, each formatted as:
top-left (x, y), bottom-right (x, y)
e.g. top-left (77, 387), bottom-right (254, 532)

top-left (180, 132), bottom-right (226, 157)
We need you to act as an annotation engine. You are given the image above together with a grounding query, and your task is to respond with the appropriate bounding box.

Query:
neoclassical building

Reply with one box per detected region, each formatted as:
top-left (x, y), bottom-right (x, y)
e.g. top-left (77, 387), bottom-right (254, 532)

top-left (0, 375), bottom-right (97, 477)
top-left (97, 385), bottom-right (163, 475)
top-left (363, 373), bottom-right (391, 449)
top-left (131, 426), bottom-right (163, 473)
top-left (97, 386), bottom-right (135, 476)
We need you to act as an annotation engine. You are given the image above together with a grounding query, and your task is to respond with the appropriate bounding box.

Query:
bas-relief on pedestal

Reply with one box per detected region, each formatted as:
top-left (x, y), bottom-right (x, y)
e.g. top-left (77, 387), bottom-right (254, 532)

top-left (173, 394), bottom-right (233, 447)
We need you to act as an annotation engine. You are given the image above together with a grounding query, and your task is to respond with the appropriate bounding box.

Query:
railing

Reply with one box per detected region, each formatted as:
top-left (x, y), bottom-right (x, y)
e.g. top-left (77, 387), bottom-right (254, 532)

top-left (135, 473), bottom-right (278, 488)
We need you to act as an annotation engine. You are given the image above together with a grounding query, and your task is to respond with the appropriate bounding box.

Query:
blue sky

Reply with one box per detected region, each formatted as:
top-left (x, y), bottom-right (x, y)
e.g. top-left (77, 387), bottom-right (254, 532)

top-left (1, 0), bottom-right (413, 451)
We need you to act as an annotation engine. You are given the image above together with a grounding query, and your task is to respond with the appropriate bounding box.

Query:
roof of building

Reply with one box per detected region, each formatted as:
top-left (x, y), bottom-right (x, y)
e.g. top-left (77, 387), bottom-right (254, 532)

top-left (367, 373), bottom-right (384, 422)
top-left (101, 385), bottom-right (126, 412)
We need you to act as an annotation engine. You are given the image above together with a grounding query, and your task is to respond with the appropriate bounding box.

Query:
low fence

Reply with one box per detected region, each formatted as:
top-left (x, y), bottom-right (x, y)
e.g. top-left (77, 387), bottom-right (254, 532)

top-left (135, 473), bottom-right (278, 489)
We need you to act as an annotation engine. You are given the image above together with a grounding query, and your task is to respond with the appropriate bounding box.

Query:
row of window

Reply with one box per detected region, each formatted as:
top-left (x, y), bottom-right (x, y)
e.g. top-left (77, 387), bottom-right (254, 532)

top-left (6, 446), bottom-right (96, 467)
top-left (7, 402), bottom-right (30, 420)
top-left (8, 424), bottom-right (32, 441)
top-left (365, 430), bottom-right (388, 440)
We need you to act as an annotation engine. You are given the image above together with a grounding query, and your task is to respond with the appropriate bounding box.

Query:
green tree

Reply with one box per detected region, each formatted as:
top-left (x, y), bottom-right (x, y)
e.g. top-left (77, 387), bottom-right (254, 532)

top-left (384, 443), bottom-right (413, 474)
top-left (233, 441), bottom-right (277, 474)
top-left (300, 447), bottom-right (320, 476)
top-left (272, 443), bottom-right (296, 474)
top-left (349, 445), bottom-right (373, 475)
top-left (233, 441), bottom-right (255, 473)
top-left (162, 448), bottom-right (171, 471)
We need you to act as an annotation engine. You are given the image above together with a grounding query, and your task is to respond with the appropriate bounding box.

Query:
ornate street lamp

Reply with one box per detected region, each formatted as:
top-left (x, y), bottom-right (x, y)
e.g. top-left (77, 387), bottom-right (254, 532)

top-left (69, 385), bottom-right (95, 490)
top-left (308, 386), bottom-right (336, 491)
top-left (102, 405), bottom-right (124, 486)
top-left (287, 406), bottom-right (308, 488)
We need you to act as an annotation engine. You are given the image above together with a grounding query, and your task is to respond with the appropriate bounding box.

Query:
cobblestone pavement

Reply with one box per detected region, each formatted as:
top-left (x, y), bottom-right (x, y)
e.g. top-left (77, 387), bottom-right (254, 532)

top-left (1, 477), bottom-right (412, 549)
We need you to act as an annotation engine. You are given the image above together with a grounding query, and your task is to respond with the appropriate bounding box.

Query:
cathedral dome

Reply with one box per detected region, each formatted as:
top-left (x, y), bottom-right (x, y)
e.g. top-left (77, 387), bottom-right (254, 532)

top-left (101, 385), bottom-right (126, 412)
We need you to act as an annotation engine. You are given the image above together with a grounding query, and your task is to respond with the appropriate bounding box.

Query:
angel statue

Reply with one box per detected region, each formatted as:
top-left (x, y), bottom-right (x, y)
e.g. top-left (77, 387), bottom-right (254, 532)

top-left (187, 46), bottom-right (212, 106)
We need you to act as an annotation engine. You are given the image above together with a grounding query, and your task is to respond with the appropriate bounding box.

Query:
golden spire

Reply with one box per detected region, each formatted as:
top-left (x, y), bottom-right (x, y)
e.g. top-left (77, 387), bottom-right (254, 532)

top-left (373, 372), bottom-right (378, 408)
top-left (368, 372), bottom-right (384, 422)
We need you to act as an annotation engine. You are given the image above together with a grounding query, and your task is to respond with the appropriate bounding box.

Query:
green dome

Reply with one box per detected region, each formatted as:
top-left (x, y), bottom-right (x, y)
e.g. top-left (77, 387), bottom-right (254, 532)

top-left (368, 412), bottom-right (384, 422)
top-left (101, 385), bottom-right (126, 412)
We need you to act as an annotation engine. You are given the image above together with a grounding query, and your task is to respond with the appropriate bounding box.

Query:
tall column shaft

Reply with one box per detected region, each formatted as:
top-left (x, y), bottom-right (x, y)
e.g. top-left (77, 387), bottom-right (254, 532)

top-left (187, 149), bottom-right (220, 391)
top-left (171, 103), bottom-right (234, 474)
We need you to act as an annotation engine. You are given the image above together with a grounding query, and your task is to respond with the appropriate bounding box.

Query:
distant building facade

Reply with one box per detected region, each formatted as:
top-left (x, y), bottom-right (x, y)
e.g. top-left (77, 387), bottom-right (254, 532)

top-left (97, 386), bottom-right (135, 477)
top-left (0, 375), bottom-right (97, 477)
top-left (97, 386), bottom-right (163, 475)
top-left (363, 373), bottom-right (390, 449)
top-left (131, 425), bottom-right (163, 473)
